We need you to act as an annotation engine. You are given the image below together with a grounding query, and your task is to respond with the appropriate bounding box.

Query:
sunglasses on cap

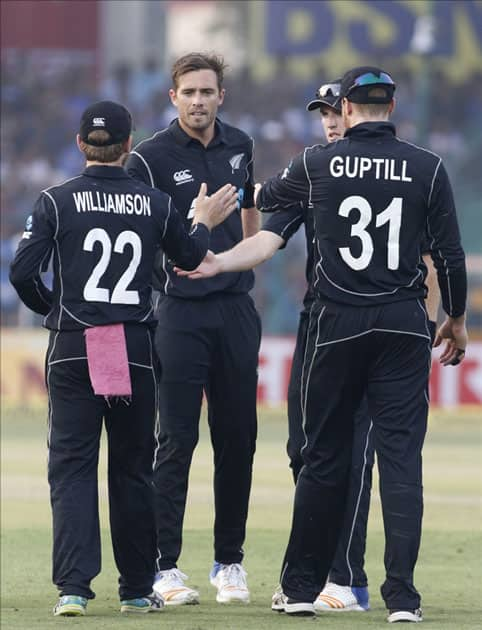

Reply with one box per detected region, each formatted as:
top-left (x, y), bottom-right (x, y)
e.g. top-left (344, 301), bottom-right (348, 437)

top-left (317, 83), bottom-right (341, 98)
top-left (346, 72), bottom-right (395, 94)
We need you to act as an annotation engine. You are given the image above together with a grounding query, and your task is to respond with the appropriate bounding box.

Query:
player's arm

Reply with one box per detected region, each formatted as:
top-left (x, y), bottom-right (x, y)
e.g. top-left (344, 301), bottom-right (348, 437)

top-left (175, 231), bottom-right (284, 279)
top-left (241, 138), bottom-right (261, 237)
top-left (423, 253), bottom-right (440, 325)
top-left (125, 150), bottom-right (155, 187)
top-left (257, 149), bottom-right (311, 213)
top-left (426, 160), bottom-right (468, 365)
top-left (175, 205), bottom-right (304, 279)
top-left (9, 194), bottom-right (55, 315)
top-left (160, 183), bottom-right (238, 270)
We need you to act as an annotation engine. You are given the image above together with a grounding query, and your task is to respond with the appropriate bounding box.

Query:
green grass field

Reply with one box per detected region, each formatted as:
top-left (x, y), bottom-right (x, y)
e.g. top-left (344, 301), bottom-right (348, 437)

top-left (1, 406), bottom-right (481, 629)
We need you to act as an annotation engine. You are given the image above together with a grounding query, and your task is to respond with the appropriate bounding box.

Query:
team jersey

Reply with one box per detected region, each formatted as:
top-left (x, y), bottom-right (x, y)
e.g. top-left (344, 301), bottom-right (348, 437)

top-left (257, 122), bottom-right (466, 317)
top-left (9, 165), bottom-right (211, 330)
top-left (262, 204), bottom-right (316, 311)
top-left (125, 118), bottom-right (255, 298)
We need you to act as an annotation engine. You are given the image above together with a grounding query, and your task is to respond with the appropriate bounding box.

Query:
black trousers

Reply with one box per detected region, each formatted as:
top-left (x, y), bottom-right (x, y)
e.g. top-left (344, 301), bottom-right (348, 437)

top-left (46, 325), bottom-right (157, 600)
top-left (281, 298), bottom-right (431, 610)
top-left (153, 293), bottom-right (261, 570)
top-left (287, 309), bottom-right (374, 587)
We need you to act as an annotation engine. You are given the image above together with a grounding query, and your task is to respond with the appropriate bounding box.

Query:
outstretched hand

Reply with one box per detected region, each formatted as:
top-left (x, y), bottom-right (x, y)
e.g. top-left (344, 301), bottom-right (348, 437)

top-left (433, 316), bottom-right (468, 366)
top-left (193, 183), bottom-right (238, 230)
top-left (174, 250), bottom-right (222, 280)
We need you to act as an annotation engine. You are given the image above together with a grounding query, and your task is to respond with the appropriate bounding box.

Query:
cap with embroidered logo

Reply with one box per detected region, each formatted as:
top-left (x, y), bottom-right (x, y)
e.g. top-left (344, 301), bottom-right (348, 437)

top-left (339, 66), bottom-right (396, 104)
top-left (79, 100), bottom-right (132, 146)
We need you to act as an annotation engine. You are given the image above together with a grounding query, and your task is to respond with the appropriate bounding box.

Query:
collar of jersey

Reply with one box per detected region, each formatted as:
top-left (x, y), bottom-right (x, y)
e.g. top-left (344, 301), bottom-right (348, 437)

top-left (83, 165), bottom-right (131, 179)
top-left (169, 118), bottom-right (227, 148)
top-left (345, 121), bottom-right (396, 139)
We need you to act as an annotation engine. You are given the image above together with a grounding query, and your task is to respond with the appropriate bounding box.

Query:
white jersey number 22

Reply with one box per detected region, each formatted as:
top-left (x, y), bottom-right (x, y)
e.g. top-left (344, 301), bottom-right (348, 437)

top-left (83, 228), bottom-right (141, 304)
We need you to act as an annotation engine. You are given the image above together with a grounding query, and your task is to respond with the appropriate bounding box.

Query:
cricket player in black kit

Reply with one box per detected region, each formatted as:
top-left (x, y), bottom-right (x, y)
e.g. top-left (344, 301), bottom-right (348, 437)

top-left (125, 53), bottom-right (260, 605)
top-left (256, 67), bottom-right (468, 623)
top-left (9, 100), bottom-right (238, 618)
top-left (176, 80), bottom-right (440, 616)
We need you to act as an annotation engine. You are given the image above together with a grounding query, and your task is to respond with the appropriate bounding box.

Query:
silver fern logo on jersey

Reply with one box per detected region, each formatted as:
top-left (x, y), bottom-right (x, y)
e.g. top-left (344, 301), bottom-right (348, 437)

top-left (229, 153), bottom-right (245, 172)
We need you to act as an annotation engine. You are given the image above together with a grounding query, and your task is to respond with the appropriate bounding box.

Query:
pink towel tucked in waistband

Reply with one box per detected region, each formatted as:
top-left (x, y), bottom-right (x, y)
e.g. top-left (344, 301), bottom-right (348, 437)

top-left (85, 324), bottom-right (132, 397)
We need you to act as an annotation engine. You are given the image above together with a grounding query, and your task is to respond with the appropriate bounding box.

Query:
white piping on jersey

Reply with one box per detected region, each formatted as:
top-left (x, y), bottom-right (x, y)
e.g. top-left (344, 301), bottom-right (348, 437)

top-left (35, 247), bottom-right (53, 308)
top-left (300, 305), bottom-right (326, 457)
top-left (394, 136), bottom-right (442, 161)
top-left (162, 197), bottom-right (172, 238)
top-left (42, 174), bottom-right (83, 193)
top-left (140, 304), bottom-right (153, 323)
top-left (133, 129), bottom-right (164, 151)
top-left (130, 151), bottom-right (155, 187)
top-left (48, 356), bottom-right (87, 365)
top-left (302, 147), bottom-right (314, 209)
top-left (345, 420), bottom-right (373, 586)
top-left (129, 361), bottom-right (152, 369)
top-left (315, 257), bottom-right (423, 298)
top-left (62, 305), bottom-right (94, 328)
top-left (46, 331), bottom-right (59, 463)
top-left (280, 214), bottom-right (303, 240)
top-left (416, 297), bottom-right (434, 407)
top-left (425, 211), bottom-right (454, 316)
top-left (42, 191), bottom-right (63, 329)
top-left (244, 136), bottom-right (255, 190)
top-left (161, 252), bottom-right (170, 295)
top-left (299, 301), bottom-right (316, 455)
top-left (427, 158), bottom-right (441, 207)
top-left (33, 278), bottom-right (51, 306)
top-left (315, 327), bottom-right (430, 348)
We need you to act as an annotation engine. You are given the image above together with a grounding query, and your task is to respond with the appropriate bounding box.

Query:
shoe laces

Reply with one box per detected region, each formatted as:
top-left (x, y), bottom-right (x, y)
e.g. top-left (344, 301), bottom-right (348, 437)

top-left (158, 568), bottom-right (189, 587)
top-left (217, 563), bottom-right (247, 588)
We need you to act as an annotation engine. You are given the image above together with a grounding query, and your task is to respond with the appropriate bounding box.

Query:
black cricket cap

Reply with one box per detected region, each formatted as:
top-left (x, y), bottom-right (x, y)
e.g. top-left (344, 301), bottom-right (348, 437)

top-left (339, 66), bottom-right (395, 104)
top-left (79, 100), bottom-right (132, 146)
top-left (306, 79), bottom-right (342, 113)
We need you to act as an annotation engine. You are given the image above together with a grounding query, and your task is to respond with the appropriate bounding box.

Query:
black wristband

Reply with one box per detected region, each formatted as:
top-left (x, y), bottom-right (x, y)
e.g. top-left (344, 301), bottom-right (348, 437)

top-left (428, 320), bottom-right (437, 346)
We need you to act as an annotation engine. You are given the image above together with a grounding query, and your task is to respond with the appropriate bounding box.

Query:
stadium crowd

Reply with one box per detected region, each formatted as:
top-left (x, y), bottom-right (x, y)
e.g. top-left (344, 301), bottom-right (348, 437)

top-left (2, 51), bottom-right (481, 330)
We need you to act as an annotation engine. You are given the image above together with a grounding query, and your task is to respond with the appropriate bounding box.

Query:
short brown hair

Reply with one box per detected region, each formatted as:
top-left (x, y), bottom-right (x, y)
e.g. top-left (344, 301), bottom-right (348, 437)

top-left (171, 52), bottom-right (227, 90)
top-left (79, 130), bottom-right (125, 162)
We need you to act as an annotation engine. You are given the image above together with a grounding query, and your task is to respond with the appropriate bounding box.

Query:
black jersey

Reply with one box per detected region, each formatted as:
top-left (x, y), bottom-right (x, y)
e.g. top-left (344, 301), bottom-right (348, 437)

top-left (125, 118), bottom-right (255, 298)
top-left (262, 204), bottom-right (316, 311)
top-left (9, 166), bottom-right (211, 330)
top-left (257, 122), bottom-right (466, 317)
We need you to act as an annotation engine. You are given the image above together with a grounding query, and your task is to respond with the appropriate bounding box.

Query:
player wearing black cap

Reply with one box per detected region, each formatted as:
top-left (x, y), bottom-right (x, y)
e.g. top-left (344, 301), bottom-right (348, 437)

top-left (176, 73), bottom-right (441, 617)
top-left (125, 52), bottom-right (260, 606)
top-left (9, 100), bottom-right (238, 617)
top-left (255, 66), bottom-right (467, 623)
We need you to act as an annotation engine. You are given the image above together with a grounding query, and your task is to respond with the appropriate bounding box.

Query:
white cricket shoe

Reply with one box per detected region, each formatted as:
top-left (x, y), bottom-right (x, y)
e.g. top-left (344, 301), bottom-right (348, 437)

top-left (153, 568), bottom-right (199, 606)
top-left (271, 585), bottom-right (285, 612)
top-left (315, 582), bottom-right (370, 612)
top-left (210, 563), bottom-right (250, 604)
top-left (387, 608), bottom-right (423, 623)
top-left (271, 586), bottom-right (315, 616)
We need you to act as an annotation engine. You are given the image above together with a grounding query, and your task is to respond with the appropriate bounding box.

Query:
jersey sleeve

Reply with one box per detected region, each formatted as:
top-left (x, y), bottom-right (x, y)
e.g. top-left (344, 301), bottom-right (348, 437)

top-left (158, 196), bottom-right (210, 270)
top-left (426, 159), bottom-right (466, 317)
top-left (125, 151), bottom-right (155, 187)
top-left (9, 193), bottom-right (55, 315)
top-left (262, 205), bottom-right (304, 250)
top-left (241, 137), bottom-right (255, 208)
top-left (256, 150), bottom-right (310, 212)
